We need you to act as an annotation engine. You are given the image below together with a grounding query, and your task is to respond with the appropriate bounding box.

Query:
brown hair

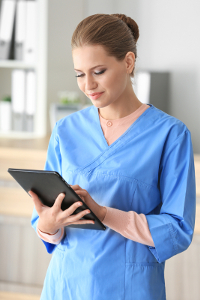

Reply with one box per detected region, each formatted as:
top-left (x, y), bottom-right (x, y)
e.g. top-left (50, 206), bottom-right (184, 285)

top-left (71, 14), bottom-right (139, 77)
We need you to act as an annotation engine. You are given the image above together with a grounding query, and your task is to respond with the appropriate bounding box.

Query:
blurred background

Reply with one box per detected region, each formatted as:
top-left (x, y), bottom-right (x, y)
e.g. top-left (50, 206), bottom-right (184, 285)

top-left (0, 0), bottom-right (199, 299)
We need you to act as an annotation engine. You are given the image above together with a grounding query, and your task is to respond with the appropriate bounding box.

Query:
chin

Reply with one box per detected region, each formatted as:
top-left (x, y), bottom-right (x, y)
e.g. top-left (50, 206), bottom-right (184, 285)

top-left (91, 100), bottom-right (112, 109)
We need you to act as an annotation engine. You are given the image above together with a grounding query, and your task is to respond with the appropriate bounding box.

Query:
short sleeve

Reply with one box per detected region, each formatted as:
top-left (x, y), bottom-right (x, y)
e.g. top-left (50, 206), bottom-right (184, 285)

top-left (146, 129), bottom-right (196, 263)
top-left (31, 122), bottom-right (62, 254)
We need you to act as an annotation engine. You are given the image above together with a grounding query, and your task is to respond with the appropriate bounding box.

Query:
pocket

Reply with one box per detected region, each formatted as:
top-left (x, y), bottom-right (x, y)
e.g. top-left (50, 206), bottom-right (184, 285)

top-left (125, 262), bottom-right (166, 300)
top-left (131, 180), bottom-right (161, 214)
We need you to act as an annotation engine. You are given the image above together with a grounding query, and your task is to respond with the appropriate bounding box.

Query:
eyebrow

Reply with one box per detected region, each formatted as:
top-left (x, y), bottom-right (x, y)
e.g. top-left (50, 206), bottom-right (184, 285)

top-left (74, 65), bottom-right (106, 72)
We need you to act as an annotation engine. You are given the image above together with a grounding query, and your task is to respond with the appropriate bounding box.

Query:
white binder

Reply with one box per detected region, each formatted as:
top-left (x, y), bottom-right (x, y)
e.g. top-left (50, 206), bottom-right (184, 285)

top-left (11, 69), bottom-right (26, 131)
top-left (0, 0), bottom-right (17, 59)
top-left (24, 0), bottom-right (37, 62)
top-left (134, 72), bottom-right (151, 104)
top-left (25, 70), bottom-right (36, 131)
top-left (14, 0), bottom-right (26, 60)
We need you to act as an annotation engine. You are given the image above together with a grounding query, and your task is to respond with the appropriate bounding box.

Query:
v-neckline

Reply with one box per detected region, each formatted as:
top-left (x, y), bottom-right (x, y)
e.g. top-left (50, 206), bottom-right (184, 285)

top-left (93, 104), bottom-right (153, 148)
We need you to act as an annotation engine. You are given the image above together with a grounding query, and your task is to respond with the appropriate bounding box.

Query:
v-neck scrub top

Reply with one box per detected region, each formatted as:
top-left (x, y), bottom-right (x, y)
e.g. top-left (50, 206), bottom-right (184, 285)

top-left (37, 103), bottom-right (155, 247)
top-left (31, 104), bottom-right (196, 300)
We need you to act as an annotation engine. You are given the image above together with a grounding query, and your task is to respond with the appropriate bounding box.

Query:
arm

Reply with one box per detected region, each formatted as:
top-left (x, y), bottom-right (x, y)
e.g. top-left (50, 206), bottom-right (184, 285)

top-left (146, 129), bottom-right (196, 263)
top-left (102, 207), bottom-right (155, 247)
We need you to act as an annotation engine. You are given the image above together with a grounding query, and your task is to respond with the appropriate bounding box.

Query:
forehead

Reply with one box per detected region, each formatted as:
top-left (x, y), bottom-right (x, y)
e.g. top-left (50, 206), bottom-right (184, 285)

top-left (72, 45), bottom-right (117, 70)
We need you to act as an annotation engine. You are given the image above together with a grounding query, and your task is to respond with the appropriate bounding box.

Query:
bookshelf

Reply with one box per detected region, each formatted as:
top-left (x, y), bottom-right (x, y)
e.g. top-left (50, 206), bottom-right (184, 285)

top-left (0, 0), bottom-right (48, 139)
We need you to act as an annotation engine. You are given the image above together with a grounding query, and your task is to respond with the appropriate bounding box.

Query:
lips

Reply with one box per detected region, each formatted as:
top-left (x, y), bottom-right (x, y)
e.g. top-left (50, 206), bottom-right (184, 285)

top-left (88, 92), bottom-right (103, 96)
top-left (88, 92), bottom-right (104, 100)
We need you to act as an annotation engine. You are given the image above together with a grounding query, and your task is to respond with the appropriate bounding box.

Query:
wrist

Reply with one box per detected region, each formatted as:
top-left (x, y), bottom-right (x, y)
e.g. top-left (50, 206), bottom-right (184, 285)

top-left (37, 221), bottom-right (59, 235)
top-left (38, 227), bottom-right (59, 235)
top-left (99, 206), bottom-right (107, 222)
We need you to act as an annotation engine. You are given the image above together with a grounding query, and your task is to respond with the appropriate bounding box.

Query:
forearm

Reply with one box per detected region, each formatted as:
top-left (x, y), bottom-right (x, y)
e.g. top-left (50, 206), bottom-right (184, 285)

top-left (102, 207), bottom-right (155, 247)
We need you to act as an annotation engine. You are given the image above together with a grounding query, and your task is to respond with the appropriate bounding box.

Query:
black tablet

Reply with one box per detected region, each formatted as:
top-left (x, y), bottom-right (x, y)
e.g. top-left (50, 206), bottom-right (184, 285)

top-left (8, 168), bottom-right (106, 231)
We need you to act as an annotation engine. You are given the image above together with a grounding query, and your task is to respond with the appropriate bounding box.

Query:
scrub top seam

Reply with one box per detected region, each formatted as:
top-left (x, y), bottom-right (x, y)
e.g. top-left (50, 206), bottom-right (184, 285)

top-left (167, 222), bottom-right (178, 253)
top-left (130, 182), bottom-right (138, 209)
top-left (164, 129), bottom-right (189, 159)
top-left (124, 238), bottom-right (127, 300)
top-left (71, 169), bottom-right (158, 190)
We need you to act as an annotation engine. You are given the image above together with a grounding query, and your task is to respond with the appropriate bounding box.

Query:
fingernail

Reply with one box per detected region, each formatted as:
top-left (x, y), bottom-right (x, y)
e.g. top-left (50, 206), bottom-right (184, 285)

top-left (78, 202), bottom-right (82, 206)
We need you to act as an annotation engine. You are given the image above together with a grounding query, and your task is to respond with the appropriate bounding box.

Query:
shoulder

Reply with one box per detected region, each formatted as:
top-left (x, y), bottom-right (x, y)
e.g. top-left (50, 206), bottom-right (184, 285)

top-left (57, 105), bottom-right (93, 126)
top-left (52, 105), bottom-right (94, 139)
top-left (148, 104), bottom-right (190, 139)
top-left (147, 106), bottom-right (193, 163)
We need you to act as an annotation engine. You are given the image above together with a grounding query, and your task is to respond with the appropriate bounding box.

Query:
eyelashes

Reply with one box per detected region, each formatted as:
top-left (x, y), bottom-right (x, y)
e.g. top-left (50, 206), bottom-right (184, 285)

top-left (75, 69), bottom-right (106, 78)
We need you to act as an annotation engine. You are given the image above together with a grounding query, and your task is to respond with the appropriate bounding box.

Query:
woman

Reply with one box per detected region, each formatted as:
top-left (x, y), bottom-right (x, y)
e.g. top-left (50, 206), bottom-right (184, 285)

top-left (30, 14), bottom-right (196, 300)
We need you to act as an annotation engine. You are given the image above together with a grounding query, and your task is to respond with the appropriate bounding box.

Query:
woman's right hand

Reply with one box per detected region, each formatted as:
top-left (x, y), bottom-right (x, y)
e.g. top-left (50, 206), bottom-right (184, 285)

top-left (29, 191), bottom-right (94, 234)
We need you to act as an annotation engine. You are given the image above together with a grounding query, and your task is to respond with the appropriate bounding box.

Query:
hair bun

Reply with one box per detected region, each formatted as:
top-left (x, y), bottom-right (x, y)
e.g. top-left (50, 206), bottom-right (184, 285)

top-left (111, 14), bottom-right (139, 42)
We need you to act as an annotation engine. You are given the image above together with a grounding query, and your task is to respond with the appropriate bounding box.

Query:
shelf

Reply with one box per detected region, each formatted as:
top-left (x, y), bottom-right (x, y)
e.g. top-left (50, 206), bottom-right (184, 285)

top-left (0, 146), bottom-right (47, 180)
top-left (0, 60), bottom-right (36, 69)
top-left (0, 131), bottom-right (42, 139)
top-left (0, 291), bottom-right (40, 300)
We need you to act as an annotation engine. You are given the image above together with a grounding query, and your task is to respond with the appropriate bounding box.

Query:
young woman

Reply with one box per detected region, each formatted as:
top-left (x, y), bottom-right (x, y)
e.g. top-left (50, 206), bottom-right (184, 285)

top-left (30, 14), bottom-right (196, 300)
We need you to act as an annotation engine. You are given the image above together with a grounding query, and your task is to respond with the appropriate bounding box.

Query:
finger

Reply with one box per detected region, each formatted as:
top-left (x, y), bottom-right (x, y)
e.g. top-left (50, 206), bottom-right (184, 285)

top-left (66, 208), bottom-right (91, 223)
top-left (74, 189), bottom-right (87, 196)
top-left (65, 219), bottom-right (95, 226)
top-left (77, 194), bottom-right (85, 201)
top-left (73, 189), bottom-right (87, 201)
top-left (61, 201), bottom-right (83, 218)
top-left (28, 191), bottom-right (44, 214)
top-left (70, 185), bottom-right (82, 190)
top-left (53, 193), bottom-right (65, 212)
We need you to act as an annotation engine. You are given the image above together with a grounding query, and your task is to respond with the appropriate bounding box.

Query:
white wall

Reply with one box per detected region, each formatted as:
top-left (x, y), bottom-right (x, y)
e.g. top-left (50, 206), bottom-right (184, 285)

top-left (46, 0), bottom-right (84, 131)
top-left (115, 0), bottom-right (200, 153)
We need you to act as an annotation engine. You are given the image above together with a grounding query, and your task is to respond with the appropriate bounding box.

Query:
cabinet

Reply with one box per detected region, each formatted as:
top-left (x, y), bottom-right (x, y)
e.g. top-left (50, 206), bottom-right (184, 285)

top-left (0, 0), bottom-right (48, 138)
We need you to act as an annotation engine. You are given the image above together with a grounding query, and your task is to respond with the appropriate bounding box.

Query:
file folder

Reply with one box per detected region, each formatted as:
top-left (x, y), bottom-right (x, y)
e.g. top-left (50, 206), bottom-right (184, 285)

top-left (11, 69), bottom-right (26, 131)
top-left (25, 70), bottom-right (36, 131)
top-left (14, 0), bottom-right (26, 60)
top-left (24, 0), bottom-right (37, 62)
top-left (0, 0), bottom-right (17, 59)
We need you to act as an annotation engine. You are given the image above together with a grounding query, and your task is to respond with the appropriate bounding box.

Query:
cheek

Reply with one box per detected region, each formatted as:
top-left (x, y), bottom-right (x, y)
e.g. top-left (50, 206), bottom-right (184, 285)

top-left (106, 71), bottom-right (127, 94)
top-left (77, 80), bottom-right (84, 92)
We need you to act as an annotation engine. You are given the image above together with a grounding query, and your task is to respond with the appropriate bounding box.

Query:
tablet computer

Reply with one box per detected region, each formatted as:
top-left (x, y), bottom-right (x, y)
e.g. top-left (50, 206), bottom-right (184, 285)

top-left (7, 168), bottom-right (106, 231)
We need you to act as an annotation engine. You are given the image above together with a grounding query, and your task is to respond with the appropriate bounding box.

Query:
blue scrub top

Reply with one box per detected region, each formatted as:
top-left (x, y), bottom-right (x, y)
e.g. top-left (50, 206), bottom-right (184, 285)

top-left (31, 104), bottom-right (196, 300)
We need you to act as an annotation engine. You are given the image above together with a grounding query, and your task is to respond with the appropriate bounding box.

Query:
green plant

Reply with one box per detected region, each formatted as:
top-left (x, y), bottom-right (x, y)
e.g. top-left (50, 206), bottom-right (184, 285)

top-left (2, 95), bottom-right (11, 102)
top-left (58, 91), bottom-right (80, 105)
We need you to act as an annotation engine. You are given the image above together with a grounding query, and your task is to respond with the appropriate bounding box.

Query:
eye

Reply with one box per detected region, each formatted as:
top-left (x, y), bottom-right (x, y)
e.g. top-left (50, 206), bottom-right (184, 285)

top-left (75, 69), bottom-right (106, 78)
top-left (75, 73), bottom-right (84, 78)
top-left (94, 70), bottom-right (106, 75)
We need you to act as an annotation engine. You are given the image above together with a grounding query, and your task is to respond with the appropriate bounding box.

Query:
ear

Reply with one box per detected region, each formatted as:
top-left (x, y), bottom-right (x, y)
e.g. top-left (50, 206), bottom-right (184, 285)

top-left (125, 51), bottom-right (135, 74)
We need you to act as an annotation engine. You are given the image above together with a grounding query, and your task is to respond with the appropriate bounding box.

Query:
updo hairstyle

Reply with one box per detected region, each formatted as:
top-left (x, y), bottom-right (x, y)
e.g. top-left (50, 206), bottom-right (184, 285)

top-left (71, 14), bottom-right (139, 77)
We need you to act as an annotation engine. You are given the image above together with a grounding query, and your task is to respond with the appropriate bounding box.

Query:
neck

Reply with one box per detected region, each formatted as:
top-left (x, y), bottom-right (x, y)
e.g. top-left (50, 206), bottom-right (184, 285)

top-left (98, 84), bottom-right (143, 120)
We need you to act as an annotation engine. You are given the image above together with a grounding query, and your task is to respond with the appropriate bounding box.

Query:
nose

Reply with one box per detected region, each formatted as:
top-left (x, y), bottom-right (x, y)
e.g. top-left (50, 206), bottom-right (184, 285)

top-left (85, 74), bottom-right (97, 91)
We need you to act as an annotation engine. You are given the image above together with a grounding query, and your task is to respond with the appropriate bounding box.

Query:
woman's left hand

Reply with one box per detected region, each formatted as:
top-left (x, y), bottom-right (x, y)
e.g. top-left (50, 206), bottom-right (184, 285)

top-left (70, 185), bottom-right (107, 222)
